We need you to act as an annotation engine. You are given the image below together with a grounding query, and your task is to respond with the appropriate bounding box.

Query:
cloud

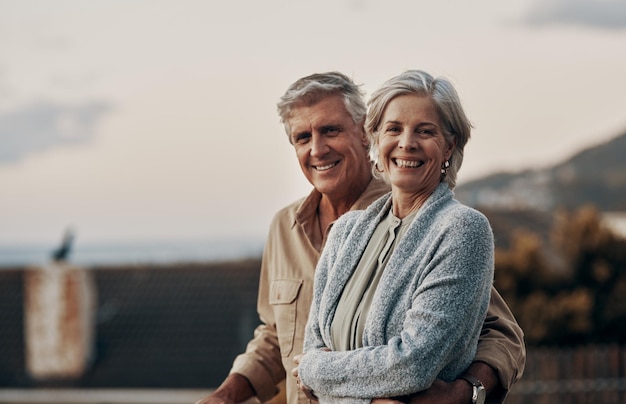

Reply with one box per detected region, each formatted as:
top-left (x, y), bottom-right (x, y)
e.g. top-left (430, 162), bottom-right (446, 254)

top-left (0, 101), bottom-right (111, 164)
top-left (526, 0), bottom-right (626, 29)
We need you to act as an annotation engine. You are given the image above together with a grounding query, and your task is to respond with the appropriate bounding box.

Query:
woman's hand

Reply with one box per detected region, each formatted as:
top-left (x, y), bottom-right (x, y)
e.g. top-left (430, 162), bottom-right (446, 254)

top-left (292, 352), bottom-right (323, 402)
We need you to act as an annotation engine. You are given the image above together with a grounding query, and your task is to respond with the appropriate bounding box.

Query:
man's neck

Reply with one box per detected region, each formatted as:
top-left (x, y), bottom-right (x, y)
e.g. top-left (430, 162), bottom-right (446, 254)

top-left (317, 174), bottom-right (372, 234)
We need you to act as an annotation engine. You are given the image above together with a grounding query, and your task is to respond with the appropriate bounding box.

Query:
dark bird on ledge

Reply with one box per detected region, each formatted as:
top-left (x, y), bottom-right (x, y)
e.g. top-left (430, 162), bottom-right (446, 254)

top-left (51, 228), bottom-right (75, 262)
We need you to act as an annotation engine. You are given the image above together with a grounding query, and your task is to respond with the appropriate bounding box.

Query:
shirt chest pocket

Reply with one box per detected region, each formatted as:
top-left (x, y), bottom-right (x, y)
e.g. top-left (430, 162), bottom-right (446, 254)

top-left (269, 279), bottom-right (303, 357)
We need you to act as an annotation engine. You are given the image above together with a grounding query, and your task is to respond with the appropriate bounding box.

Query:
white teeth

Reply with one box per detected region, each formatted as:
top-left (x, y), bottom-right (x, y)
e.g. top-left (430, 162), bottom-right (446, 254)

top-left (315, 163), bottom-right (336, 171)
top-left (395, 158), bottom-right (422, 168)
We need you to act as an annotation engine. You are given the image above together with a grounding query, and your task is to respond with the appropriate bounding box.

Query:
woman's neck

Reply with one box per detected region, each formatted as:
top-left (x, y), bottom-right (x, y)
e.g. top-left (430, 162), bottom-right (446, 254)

top-left (391, 184), bottom-right (438, 219)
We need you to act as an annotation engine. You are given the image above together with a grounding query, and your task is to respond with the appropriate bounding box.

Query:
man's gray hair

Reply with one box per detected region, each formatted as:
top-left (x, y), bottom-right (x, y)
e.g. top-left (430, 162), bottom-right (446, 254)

top-left (277, 72), bottom-right (367, 142)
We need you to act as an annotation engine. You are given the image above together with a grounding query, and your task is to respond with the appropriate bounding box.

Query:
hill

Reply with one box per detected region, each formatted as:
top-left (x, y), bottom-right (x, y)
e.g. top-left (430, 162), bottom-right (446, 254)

top-left (456, 130), bottom-right (626, 212)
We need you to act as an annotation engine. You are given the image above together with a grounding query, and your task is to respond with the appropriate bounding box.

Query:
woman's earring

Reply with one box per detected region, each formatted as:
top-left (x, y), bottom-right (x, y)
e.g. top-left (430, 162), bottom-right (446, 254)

top-left (441, 160), bottom-right (450, 176)
top-left (375, 161), bottom-right (384, 173)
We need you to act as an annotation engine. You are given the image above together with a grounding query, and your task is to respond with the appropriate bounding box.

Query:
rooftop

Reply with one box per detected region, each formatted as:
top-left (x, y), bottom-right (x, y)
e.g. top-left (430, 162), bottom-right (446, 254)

top-left (0, 259), bottom-right (261, 390)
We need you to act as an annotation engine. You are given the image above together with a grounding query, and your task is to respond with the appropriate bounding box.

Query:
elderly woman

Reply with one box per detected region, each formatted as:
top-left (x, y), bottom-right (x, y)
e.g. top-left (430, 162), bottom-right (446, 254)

top-left (294, 70), bottom-right (494, 403)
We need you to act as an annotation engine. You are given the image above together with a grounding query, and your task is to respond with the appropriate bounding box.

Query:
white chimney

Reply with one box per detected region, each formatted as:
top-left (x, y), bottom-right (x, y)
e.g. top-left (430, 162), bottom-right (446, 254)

top-left (23, 262), bottom-right (96, 380)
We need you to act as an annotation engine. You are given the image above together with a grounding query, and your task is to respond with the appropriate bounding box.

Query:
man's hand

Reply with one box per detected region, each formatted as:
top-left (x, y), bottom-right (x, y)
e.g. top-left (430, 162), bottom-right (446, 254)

top-left (399, 361), bottom-right (499, 404)
top-left (370, 379), bottom-right (472, 404)
top-left (404, 379), bottom-right (472, 404)
top-left (194, 390), bottom-right (234, 404)
top-left (195, 373), bottom-right (255, 404)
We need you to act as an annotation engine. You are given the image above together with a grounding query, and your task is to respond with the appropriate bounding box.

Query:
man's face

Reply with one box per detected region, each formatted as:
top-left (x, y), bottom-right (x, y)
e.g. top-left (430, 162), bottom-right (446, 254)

top-left (287, 94), bottom-right (370, 199)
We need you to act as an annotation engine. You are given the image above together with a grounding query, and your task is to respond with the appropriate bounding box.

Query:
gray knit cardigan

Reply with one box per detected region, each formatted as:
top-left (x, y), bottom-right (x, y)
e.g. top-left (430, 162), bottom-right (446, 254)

top-left (299, 183), bottom-right (494, 403)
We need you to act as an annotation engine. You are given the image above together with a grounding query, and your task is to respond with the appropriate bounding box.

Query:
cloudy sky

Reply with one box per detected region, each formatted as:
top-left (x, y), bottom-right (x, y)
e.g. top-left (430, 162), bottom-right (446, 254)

top-left (1, 0), bottom-right (626, 247)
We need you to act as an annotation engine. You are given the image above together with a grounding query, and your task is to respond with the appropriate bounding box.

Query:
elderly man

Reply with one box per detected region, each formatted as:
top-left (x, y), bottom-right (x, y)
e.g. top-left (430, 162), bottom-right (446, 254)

top-left (197, 72), bottom-right (525, 404)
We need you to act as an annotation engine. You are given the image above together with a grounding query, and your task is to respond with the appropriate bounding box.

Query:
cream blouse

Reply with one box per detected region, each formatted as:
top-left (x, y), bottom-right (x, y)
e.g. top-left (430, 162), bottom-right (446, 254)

top-left (330, 207), bottom-right (418, 351)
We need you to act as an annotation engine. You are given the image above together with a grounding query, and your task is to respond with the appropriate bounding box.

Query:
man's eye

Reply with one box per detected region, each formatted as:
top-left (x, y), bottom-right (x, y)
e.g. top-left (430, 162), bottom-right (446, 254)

top-left (324, 128), bottom-right (340, 136)
top-left (294, 134), bottom-right (311, 144)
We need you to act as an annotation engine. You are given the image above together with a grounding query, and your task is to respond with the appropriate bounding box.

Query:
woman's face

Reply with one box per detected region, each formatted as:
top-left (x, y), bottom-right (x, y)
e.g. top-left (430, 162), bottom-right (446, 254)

top-left (377, 94), bottom-right (454, 197)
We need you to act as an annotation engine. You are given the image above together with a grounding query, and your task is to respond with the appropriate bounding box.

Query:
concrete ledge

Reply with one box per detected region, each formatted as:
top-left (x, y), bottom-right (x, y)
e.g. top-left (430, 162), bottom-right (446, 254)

top-left (0, 389), bottom-right (219, 404)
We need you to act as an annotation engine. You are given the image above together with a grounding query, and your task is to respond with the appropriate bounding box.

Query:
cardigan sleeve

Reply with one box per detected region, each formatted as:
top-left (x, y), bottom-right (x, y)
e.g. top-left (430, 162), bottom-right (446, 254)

top-left (299, 207), bottom-right (494, 399)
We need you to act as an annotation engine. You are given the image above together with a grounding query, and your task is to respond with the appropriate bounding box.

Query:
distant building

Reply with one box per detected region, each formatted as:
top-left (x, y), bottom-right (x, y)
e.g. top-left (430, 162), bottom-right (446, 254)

top-left (0, 259), bottom-right (261, 389)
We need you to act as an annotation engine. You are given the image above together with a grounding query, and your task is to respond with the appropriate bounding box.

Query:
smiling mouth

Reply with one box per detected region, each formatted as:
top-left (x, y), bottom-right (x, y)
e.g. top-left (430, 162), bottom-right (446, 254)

top-left (313, 162), bottom-right (338, 171)
top-left (393, 158), bottom-right (424, 168)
